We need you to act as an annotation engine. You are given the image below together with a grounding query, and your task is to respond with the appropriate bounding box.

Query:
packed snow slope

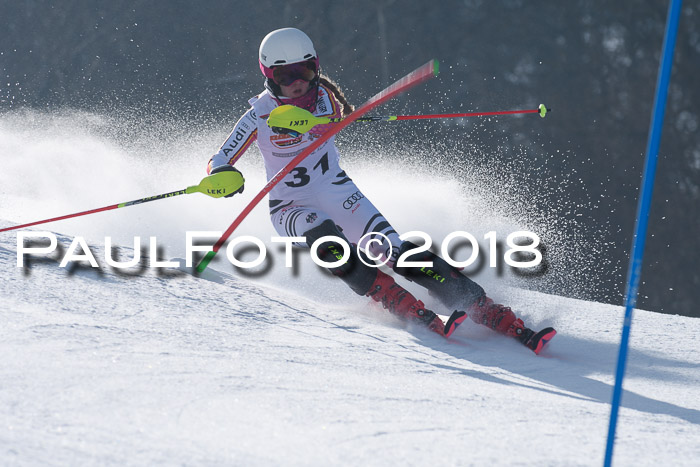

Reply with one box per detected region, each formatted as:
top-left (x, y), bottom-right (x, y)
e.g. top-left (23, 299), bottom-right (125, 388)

top-left (1, 230), bottom-right (700, 466)
top-left (1, 111), bottom-right (699, 465)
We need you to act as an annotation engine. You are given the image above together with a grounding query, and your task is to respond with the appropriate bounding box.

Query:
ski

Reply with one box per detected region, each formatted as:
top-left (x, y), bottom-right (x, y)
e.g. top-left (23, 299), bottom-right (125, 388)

top-left (444, 310), bottom-right (468, 338)
top-left (519, 327), bottom-right (557, 355)
top-left (443, 308), bottom-right (556, 355)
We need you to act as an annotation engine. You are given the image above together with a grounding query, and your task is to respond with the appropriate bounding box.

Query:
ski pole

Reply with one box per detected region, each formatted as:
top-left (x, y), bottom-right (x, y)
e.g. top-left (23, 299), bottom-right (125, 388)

top-left (195, 59), bottom-right (440, 273)
top-left (0, 171), bottom-right (244, 233)
top-left (267, 104), bottom-right (550, 137)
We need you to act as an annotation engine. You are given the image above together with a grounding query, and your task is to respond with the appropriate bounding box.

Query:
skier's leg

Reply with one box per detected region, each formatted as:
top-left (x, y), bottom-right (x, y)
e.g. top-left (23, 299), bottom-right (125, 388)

top-left (392, 241), bottom-right (539, 341)
top-left (270, 199), bottom-right (446, 335)
top-left (393, 240), bottom-right (485, 309)
top-left (307, 181), bottom-right (470, 336)
top-left (303, 219), bottom-right (446, 335)
top-left (302, 218), bottom-right (376, 296)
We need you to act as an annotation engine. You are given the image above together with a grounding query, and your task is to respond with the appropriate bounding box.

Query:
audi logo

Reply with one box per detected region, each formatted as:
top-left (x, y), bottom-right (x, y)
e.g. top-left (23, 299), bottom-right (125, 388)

top-left (343, 191), bottom-right (365, 209)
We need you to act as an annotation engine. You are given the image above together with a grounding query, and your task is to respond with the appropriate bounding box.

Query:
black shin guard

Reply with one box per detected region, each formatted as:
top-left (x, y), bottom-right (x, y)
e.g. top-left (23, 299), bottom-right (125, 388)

top-left (392, 241), bottom-right (484, 310)
top-left (304, 219), bottom-right (378, 296)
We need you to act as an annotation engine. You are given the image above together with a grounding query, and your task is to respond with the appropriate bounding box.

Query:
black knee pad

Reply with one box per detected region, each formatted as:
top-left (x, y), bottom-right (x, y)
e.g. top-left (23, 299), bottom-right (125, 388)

top-left (392, 241), bottom-right (484, 309)
top-left (304, 219), bottom-right (378, 296)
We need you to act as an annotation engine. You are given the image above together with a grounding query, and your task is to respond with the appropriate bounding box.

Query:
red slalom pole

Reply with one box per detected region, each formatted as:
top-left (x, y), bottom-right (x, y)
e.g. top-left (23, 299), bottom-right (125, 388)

top-left (195, 59), bottom-right (440, 273)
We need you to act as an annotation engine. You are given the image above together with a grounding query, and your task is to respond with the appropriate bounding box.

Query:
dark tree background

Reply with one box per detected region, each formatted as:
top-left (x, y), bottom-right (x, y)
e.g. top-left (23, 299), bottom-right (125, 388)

top-left (2, 1), bottom-right (699, 316)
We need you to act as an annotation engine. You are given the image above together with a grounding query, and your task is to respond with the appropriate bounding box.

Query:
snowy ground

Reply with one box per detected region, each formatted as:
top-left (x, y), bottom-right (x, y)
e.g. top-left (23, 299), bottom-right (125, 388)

top-left (1, 112), bottom-right (699, 465)
top-left (1, 228), bottom-right (699, 466)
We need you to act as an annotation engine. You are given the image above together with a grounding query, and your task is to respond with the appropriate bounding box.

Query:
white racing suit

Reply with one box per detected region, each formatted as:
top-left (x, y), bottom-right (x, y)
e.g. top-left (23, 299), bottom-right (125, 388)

top-left (208, 84), bottom-right (401, 267)
top-left (207, 84), bottom-right (500, 340)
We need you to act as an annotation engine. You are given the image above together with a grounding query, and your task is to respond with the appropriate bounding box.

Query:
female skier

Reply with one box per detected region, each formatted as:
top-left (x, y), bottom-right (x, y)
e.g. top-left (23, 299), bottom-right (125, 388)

top-left (207, 28), bottom-right (555, 353)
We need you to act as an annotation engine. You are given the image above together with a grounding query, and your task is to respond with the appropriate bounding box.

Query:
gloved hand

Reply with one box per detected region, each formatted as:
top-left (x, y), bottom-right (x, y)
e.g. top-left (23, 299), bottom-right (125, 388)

top-left (210, 164), bottom-right (245, 197)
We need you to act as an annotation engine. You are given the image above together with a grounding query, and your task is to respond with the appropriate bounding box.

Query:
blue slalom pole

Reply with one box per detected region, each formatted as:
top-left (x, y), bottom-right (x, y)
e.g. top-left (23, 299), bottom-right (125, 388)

top-left (603, 1), bottom-right (683, 465)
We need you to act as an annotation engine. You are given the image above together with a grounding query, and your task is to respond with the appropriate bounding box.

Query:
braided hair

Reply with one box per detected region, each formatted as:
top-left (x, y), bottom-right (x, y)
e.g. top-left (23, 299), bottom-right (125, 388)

top-left (319, 74), bottom-right (355, 118)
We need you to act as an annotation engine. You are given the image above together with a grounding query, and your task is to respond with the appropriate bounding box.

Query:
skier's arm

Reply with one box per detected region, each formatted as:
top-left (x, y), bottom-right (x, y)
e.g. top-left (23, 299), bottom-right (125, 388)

top-left (207, 108), bottom-right (258, 174)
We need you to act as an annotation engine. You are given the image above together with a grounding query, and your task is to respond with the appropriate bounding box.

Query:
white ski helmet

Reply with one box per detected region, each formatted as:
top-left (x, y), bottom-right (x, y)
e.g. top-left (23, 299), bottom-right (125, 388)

top-left (258, 28), bottom-right (319, 80)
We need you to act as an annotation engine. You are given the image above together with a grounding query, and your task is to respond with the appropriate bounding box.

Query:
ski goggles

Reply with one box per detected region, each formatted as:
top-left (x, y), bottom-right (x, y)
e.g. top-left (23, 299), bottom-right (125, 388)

top-left (272, 61), bottom-right (317, 86)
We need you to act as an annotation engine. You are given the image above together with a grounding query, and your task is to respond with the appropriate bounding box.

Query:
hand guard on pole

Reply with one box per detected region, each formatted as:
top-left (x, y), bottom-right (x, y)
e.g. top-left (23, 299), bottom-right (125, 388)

top-left (209, 165), bottom-right (245, 197)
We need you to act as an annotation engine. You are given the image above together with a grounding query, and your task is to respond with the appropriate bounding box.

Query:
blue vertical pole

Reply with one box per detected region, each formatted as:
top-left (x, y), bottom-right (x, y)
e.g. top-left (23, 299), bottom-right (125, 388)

top-left (603, 1), bottom-right (683, 466)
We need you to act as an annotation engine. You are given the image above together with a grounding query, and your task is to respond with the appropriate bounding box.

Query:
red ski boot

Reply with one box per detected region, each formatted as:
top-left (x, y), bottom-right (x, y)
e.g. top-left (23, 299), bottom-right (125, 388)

top-left (366, 271), bottom-right (446, 336)
top-left (467, 296), bottom-right (556, 354)
top-left (467, 296), bottom-right (522, 335)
